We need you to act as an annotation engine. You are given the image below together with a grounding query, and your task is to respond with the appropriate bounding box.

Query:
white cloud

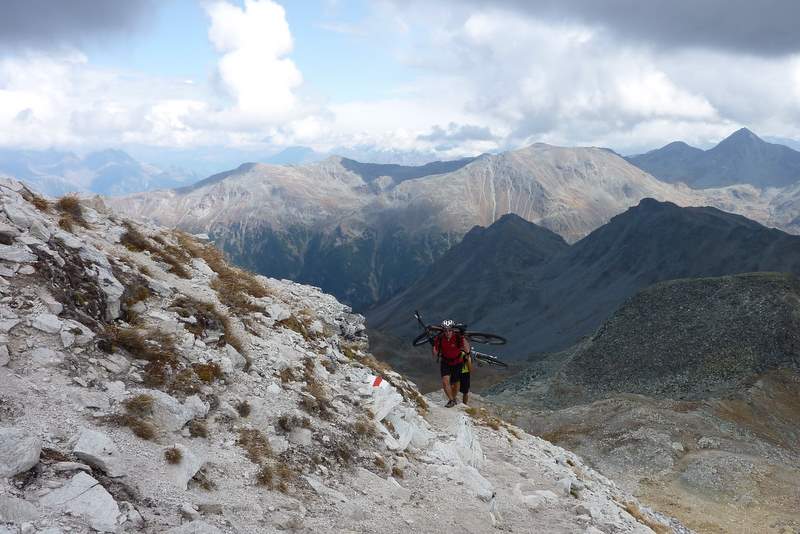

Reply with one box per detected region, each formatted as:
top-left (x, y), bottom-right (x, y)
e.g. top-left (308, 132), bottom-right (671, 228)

top-left (205, 0), bottom-right (303, 122)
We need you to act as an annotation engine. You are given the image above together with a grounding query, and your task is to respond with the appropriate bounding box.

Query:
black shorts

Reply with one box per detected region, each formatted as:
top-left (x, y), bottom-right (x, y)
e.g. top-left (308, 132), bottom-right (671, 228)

top-left (440, 360), bottom-right (463, 381)
top-left (460, 372), bottom-right (470, 394)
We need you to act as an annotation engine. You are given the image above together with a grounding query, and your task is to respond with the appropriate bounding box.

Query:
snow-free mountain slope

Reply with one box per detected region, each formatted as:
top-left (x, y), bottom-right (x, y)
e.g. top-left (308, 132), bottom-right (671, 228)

top-left (0, 177), bottom-right (681, 533)
top-left (371, 199), bottom-right (800, 360)
top-left (108, 143), bottom-right (779, 311)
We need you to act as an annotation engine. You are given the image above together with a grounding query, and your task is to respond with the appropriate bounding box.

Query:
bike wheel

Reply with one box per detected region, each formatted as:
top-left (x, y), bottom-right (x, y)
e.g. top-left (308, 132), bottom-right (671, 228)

top-left (465, 332), bottom-right (507, 345)
top-left (473, 353), bottom-right (508, 368)
top-left (412, 331), bottom-right (432, 346)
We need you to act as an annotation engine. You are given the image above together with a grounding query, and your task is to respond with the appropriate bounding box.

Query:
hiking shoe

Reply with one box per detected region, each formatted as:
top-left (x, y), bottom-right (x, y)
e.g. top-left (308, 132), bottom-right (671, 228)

top-left (445, 399), bottom-right (457, 408)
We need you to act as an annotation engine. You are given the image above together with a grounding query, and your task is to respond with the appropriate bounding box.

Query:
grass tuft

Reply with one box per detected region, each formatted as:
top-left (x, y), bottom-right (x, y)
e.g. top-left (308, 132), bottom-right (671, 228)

top-left (236, 400), bottom-right (252, 418)
top-left (188, 419), bottom-right (209, 438)
top-left (164, 446), bottom-right (183, 464)
top-left (123, 394), bottom-right (154, 417)
top-left (623, 502), bottom-right (671, 534)
top-left (237, 428), bottom-right (272, 464)
top-left (193, 362), bottom-right (223, 383)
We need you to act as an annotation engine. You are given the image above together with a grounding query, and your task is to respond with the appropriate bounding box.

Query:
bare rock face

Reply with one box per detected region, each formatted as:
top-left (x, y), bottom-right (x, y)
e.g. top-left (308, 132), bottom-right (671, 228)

top-left (72, 428), bottom-right (125, 477)
top-left (39, 472), bottom-right (120, 532)
top-left (165, 520), bottom-right (223, 534)
top-left (0, 428), bottom-right (41, 478)
top-left (0, 495), bottom-right (40, 523)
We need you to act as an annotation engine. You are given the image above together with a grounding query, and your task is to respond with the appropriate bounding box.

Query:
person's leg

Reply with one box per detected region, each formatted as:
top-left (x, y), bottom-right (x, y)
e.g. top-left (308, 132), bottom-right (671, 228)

top-left (440, 360), bottom-right (455, 403)
top-left (441, 374), bottom-right (453, 400)
top-left (461, 372), bottom-right (470, 404)
top-left (449, 364), bottom-right (461, 402)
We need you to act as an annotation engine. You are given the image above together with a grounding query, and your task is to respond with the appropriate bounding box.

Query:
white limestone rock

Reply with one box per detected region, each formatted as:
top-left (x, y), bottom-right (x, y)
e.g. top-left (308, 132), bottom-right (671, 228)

top-left (225, 344), bottom-right (247, 370)
top-left (40, 472), bottom-right (120, 533)
top-left (31, 313), bottom-right (63, 334)
top-left (0, 428), bottom-right (42, 478)
top-left (0, 245), bottom-right (36, 263)
top-left (29, 347), bottom-right (64, 368)
top-left (73, 428), bottom-right (125, 477)
top-left (138, 390), bottom-right (197, 431)
top-left (0, 495), bottom-right (40, 523)
top-left (166, 444), bottom-right (204, 491)
top-left (0, 345), bottom-right (8, 367)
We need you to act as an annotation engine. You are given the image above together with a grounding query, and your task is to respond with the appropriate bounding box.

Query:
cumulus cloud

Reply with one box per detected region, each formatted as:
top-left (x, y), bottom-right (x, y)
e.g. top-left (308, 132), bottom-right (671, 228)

top-left (205, 0), bottom-right (303, 122)
top-left (0, 0), bottom-right (154, 50)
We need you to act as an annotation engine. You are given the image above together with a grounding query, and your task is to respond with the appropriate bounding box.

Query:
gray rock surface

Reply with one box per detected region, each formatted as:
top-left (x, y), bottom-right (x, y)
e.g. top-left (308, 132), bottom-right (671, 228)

top-left (0, 428), bottom-right (41, 478)
top-left (73, 428), bottom-right (125, 477)
top-left (0, 495), bottom-right (40, 523)
top-left (39, 472), bottom-right (120, 532)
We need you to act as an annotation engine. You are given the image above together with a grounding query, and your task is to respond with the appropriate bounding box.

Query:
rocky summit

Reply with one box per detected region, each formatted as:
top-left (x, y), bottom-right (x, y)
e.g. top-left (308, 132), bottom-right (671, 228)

top-left (0, 177), bottom-right (682, 533)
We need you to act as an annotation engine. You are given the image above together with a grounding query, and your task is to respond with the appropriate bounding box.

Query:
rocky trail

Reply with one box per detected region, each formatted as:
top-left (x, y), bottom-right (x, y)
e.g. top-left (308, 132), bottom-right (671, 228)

top-left (0, 177), bottom-right (684, 533)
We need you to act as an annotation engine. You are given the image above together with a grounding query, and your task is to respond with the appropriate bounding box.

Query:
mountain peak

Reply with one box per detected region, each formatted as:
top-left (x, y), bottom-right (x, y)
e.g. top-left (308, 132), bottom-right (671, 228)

top-left (718, 127), bottom-right (764, 146)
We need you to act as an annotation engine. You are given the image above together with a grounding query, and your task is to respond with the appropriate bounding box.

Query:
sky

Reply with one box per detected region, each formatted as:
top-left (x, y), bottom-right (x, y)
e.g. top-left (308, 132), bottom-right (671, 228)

top-left (1, 0), bottom-right (800, 169)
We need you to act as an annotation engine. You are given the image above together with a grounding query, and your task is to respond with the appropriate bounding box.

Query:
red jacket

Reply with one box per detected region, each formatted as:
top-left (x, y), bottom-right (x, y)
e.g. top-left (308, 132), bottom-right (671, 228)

top-left (434, 333), bottom-right (464, 365)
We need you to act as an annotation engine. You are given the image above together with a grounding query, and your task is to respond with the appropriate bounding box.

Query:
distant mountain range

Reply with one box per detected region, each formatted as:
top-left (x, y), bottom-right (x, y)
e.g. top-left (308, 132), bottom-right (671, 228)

top-left (626, 128), bottom-right (800, 188)
top-left (0, 148), bottom-right (198, 197)
top-left (369, 199), bottom-right (800, 359)
top-left (108, 143), bottom-right (765, 310)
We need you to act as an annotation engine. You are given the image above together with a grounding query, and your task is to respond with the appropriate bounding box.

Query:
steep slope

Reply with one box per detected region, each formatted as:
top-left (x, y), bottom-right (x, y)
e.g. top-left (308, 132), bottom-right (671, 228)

top-left (485, 273), bottom-right (800, 533)
top-left (373, 199), bottom-right (800, 359)
top-left (0, 178), bottom-right (683, 533)
top-left (627, 128), bottom-right (800, 188)
top-left (368, 213), bottom-right (568, 349)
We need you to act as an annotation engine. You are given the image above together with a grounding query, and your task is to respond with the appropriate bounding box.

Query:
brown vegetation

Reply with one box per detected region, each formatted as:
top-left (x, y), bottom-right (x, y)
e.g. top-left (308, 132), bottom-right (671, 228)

top-left (29, 193), bottom-right (50, 212)
top-left (236, 400), bottom-right (252, 418)
top-left (237, 428), bottom-right (272, 464)
top-left (193, 362), bottom-right (223, 383)
top-left (120, 223), bottom-right (191, 279)
top-left (391, 466), bottom-right (405, 479)
top-left (54, 195), bottom-right (87, 230)
top-left (123, 394), bottom-right (154, 417)
top-left (276, 414), bottom-right (311, 433)
top-left (623, 502), bottom-right (670, 534)
top-left (164, 447), bottom-right (183, 464)
top-left (188, 419), bottom-right (208, 438)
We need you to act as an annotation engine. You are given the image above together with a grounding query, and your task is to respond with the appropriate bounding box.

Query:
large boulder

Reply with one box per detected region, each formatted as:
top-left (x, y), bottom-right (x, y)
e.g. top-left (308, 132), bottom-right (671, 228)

top-left (0, 428), bottom-right (41, 478)
top-left (73, 428), bottom-right (125, 477)
top-left (40, 472), bottom-right (120, 532)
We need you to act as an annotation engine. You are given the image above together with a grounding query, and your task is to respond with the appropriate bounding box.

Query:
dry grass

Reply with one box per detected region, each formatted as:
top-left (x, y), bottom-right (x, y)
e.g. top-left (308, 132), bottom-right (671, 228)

top-left (188, 419), bottom-right (208, 438)
top-left (279, 367), bottom-right (296, 383)
top-left (465, 406), bottom-right (510, 432)
top-left (299, 357), bottom-right (334, 418)
top-left (236, 400), bottom-right (252, 418)
top-left (120, 223), bottom-right (191, 279)
top-left (123, 394), bottom-right (154, 417)
top-left (374, 456), bottom-right (387, 469)
top-left (623, 502), bottom-right (671, 534)
top-left (58, 216), bottom-right (75, 233)
top-left (391, 466), bottom-right (404, 479)
top-left (164, 447), bottom-right (183, 464)
top-left (107, 326), bottom-right (177, 365)
top-left (256, 461), bottom-right (293, 492)
top-left (237, 428), bottom-right (272, 464)
top-left (277, 414), bottom-right (311, 433)
top-left (352, 416), bottom-right (377, 440)
top-left (176, 231), bottom-right (271, 314)
top-left (170, 368), bottom-right (202, 395)
top-left (29, 194), bottom-right (50, 212)
top-left (277, 315), bottom-right (311, 340)
top-left (193, 362), bottom-right (223, 383)
top-left (55, 195), bottom-right (87, 228)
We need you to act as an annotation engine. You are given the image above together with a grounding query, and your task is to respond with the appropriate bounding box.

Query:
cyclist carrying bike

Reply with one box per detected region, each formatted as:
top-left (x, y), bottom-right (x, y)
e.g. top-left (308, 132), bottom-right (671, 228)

top-left (432, 319), bottom-right (471, 408)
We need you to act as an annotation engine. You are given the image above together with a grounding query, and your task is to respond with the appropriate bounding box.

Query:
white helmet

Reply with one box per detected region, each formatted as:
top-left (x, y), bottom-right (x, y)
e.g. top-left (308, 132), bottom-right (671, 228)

top-left (441, 319), bottom-right (455, 329)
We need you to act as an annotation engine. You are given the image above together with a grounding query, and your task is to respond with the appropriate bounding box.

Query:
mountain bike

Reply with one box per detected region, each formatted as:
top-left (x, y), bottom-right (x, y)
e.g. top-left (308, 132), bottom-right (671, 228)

top-left (412, 310), bottom-right (507, 347)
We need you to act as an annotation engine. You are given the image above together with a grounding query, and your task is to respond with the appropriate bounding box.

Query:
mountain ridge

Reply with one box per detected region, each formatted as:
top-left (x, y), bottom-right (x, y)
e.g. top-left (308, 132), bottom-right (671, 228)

top-left (627, 128), bottom-right (800, 188)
